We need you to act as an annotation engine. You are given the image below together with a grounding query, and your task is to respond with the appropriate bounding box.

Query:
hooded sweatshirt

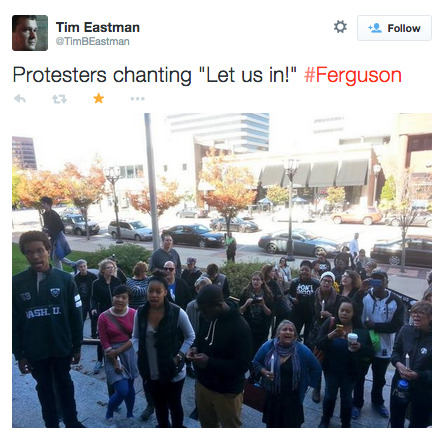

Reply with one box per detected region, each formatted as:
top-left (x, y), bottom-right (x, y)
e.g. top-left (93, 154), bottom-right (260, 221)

top-left (193, 301), bottom-right (252, 394)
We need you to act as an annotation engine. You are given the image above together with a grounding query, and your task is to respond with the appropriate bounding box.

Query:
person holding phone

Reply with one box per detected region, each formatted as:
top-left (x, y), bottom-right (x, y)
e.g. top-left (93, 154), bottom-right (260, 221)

top-left (351, 270), bottom-right (404, 419)
top-left (239, 272), bottom-right (274, 357)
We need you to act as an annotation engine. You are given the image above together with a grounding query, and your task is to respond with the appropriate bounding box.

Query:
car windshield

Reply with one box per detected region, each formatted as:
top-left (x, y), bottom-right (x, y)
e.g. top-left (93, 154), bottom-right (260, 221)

top-left (129, 221), bottom-right (147, 229)
top-left (191, 224), bottom-right (211, 233)
top-left (70, 215), bottom-right (84, 223)
top-left (295, 230), bottom-right (318, 240)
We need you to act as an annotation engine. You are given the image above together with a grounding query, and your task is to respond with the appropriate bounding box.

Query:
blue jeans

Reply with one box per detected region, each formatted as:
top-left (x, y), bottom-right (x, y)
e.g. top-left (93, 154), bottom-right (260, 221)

top-left (107, 379), bottom-right (135, 419)
top-left (323, 371), bottom-right (356, 426)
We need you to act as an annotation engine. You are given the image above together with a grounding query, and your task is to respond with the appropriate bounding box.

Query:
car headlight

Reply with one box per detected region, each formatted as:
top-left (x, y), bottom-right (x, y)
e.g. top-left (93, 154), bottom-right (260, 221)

top-left (208, 237), bottom-right (216, 241)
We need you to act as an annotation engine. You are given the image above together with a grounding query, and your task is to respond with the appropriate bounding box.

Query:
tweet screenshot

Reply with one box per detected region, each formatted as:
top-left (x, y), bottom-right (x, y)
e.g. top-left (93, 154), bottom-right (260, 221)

top-left (7, 0), bottom-right (436, 434)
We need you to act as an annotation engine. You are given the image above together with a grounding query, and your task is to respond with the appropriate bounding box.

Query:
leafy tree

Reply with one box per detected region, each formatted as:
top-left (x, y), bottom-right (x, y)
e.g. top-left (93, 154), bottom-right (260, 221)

top-left (379, 175), bottom-right (397, 215)
top-left (15, 170), bottom-right (68, 226)
top-left (62, 161), bottom-right (106, 240)
top-left (326, 186), bottom-right (346, 208)
top-left (266, 184), bottom-right (288, 206)
top-left (128, 177), bottom-right (181, 217)
top-left (200, 147), bottom-right (256, 233)
top-left (12, 166), bottom-right (24, 209)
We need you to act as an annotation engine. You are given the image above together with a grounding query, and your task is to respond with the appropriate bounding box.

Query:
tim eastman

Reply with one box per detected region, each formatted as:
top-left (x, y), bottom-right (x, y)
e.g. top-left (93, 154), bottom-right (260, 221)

top-left (56, 22), bottom-right (140, 32)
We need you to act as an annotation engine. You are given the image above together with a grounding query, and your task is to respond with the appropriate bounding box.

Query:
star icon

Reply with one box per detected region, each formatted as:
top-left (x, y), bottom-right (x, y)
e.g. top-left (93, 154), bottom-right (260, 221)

top-left (94, 93), bottom-right (104, 103)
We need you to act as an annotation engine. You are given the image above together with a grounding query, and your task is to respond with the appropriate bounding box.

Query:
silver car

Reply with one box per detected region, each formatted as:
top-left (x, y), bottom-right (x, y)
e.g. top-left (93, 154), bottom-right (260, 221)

top-left (108, 220), bottom-right (153, 241)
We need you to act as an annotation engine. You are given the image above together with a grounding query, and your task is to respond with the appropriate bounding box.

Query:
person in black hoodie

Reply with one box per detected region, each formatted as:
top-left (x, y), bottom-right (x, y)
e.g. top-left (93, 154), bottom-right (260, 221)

top-left (186, 284), bottom-right (252, 428)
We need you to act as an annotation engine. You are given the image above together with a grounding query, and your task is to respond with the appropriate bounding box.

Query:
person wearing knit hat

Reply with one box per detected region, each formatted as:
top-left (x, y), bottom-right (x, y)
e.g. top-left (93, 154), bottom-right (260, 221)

top-left (180, 257), bottom-right (202, 295)
top-left (320, 271), bottom-right (335, 283)
top-left (306, 269), bottom-right (342, 404)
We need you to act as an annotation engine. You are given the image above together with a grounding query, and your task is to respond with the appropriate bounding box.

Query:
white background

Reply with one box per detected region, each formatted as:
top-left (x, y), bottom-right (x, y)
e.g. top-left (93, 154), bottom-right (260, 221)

top-left (4, 1), bottom-right (439, 437)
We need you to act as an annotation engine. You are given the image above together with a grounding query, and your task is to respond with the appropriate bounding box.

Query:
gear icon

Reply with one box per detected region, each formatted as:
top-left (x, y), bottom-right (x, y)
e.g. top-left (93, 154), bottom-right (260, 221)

top-left (334, 20), bottom-right (347, 33)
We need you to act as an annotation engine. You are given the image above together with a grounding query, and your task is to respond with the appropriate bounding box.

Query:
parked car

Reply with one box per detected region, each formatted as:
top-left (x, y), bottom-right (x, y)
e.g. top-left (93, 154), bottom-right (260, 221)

top-left (271, 207), bottom-right (314, 223)
top-left (385, 211), bottom-right (432, 228)
top-left (209, 216), bottom-right (259, 233)
top-left (176, 207), bottom-right (208, 218)
top-left (108, 220), bottom-right (153, 241)
top-left (370, 235), bottom-right (432, 267)
top-left (162, 224), bottom-right (225, 248)
top-left (61, 214), bottom-right (100, 236)
top-left (331, 206), bottom-right (383, 225)
top-left (258, 228), bottom-right (342, 257)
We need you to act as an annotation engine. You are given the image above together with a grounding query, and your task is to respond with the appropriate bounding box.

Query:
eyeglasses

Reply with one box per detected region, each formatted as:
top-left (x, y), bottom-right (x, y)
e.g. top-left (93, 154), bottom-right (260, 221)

top-left (410, 311), bottom-right (427, 317)
top-left (321, 279), bottom-right (333, 284)
top-left (105, 266), bottom-right (115, 270)
top-left (164, 267), bottom-right (175, 271)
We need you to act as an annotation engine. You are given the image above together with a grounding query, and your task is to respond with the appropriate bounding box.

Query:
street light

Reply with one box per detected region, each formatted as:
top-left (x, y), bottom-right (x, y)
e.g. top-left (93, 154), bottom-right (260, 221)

top-left (104, 166), bottom-right (123, 244)
top-left (373, 163), bottom-right (382, 206)
top-left (284, 158), bottom-right (299, 261)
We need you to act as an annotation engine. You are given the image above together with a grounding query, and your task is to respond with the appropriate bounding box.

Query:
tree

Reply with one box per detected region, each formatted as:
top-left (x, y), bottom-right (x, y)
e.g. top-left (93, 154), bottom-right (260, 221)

top-left (326, 186), bottom-right (346, 209)
top-left (128, 177), bottom-right (181, 217)
top-left (15, 169), bottom-right (68, 226)
top-left (62, 161), bottom-right (106, 240)
top-left (388, 169), bottom-right (429, 272)
top-left (200, 147), bottom-right (256, 233)
top-left (12, 166), bottom-right (24, 209)
top-left (379, 175), bottom-right (397, 216)
top-left (266, 184), bottom-right (288, 206)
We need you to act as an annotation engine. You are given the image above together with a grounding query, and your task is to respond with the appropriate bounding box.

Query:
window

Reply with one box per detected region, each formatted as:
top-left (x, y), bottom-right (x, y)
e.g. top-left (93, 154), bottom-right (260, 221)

top-left (182, 163), bottom-right (187, 171)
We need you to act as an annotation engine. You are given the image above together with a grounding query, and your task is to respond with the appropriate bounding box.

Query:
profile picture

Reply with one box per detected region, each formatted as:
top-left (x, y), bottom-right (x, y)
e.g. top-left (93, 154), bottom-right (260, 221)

top-left (12, 15), bottom-right (48, 51)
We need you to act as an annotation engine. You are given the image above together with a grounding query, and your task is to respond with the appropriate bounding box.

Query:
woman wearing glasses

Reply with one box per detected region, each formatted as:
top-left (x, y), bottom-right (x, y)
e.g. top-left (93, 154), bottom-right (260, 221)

top-left (91, 259), bottom-right (122, 374)
top-left (390, 301), bottom-right (432, 428)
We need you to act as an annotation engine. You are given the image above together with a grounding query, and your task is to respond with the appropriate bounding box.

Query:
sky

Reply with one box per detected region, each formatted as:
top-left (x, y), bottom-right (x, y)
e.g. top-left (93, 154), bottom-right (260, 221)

top-left (12, 112), bottom-right (397, 173)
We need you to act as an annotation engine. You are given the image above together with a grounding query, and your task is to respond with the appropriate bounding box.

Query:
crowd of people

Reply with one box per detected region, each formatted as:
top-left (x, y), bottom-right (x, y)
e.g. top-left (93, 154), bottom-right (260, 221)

top-left (12, 224), bottom-right (432, 429)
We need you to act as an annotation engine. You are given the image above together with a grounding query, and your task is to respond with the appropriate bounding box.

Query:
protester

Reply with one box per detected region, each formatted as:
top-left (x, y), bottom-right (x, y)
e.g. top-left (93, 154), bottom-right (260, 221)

top-left (126, 261), bottom-right (150, 310)
top-left (316, 250), bottom-right (331, 276)
top-left (352, 270), bottom-right (405, 419)
top-left (252, 320), bottom-right (322, 428)
top-left (12, 231), bottom-right (85, 428)
top-left (185, 276), bottom-right (212, 419)
top-left (276, 257), bottom-right (292, 283)
top-left (288, 260), bottom-right (320, 344)
top-left (149, 233), bottom-right (181, 276)
top-left (98, 285), bottom-right (138, 421)
top-left (239, 271), bottom-right (274, 357)
top-left (133, 276), bottom-right (195, 428)
top-left (316, 298), bottom-right (374, 428)
top-left (311, 260), bottom-right (321, 280)
top-left (74, 259), bottom-right (97, 333)
top-left (91, 259), bottom-right (122, 374)
top-left (202, 263), bottom-right (231, 298)
top-left (180, 257), bottom-right (202, 294)
top-left (187, 284), bottom-right (251, 428)
top-left (390, 300), bottom-right (432, 428)
top-left (163, 261), bottom-right (193, 310)
top-left (339, 269), bottom-right (362, 299)
top-left (306, 271), bottom-right (342, 403)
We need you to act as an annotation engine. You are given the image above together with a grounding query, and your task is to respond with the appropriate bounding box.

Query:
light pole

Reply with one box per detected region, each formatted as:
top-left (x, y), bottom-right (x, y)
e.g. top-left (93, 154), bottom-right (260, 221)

top-left (373, 163), bottom-right (382, 206)
top-left (104, 166), bottom-right (123, 244)
top-left (284, 158), bottom-right (299, 261)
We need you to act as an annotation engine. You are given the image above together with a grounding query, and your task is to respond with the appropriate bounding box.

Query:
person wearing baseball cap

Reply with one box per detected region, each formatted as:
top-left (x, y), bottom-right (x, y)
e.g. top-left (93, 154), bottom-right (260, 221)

top-left (351, 268), bottom-right (404, 420)
top-left (180, 257), bottom-right (202, 295)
